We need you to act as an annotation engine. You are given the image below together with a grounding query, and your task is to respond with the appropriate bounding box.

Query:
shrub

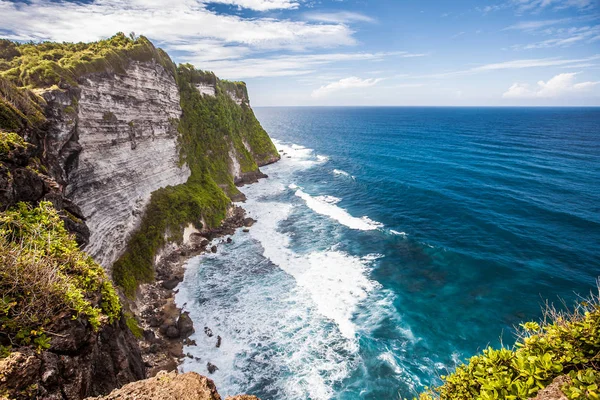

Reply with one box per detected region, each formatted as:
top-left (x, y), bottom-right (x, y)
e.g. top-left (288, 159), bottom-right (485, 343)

top-left (0, 130), bottom-right (27, 158)
top-left (418, 289), bottom-right (600, 400)
top-left (0, 202), bottom-right (121, 351)
top-left (0, 32), bottom-right (175, 88)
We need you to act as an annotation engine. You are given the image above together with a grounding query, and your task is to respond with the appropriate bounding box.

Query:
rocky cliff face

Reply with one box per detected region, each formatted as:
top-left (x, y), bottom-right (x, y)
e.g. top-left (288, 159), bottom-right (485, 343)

top-left (0, 315), bottom-right (145, 400)
top-left (40, 60), bottom-right (190, 269)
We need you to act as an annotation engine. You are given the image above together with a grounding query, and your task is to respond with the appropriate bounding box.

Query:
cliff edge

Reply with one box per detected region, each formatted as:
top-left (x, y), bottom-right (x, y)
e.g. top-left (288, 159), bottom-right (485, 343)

top-left (0, 33), bottom-right (277, 399)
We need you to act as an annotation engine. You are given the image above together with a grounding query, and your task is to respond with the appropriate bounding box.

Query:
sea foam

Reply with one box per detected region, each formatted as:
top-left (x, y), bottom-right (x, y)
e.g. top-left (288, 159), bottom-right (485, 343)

top-left (294, 188), bottom-right (383, 231)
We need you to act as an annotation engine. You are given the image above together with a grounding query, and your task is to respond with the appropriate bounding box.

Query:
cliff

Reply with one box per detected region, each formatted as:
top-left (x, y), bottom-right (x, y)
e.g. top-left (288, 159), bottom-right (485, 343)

top-left (0, 33), bottom-right (278, 399)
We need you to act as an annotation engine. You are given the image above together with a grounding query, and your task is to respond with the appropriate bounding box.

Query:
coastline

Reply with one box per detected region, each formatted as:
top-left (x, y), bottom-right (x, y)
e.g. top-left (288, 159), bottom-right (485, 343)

top-left (130, 204), bottom-right (256, 376)
top-left (128, 172), bottom-right (270, 377)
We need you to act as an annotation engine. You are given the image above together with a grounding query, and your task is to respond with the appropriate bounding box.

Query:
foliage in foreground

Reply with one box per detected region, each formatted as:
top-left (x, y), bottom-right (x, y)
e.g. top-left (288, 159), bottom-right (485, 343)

top-left (418, 291), bottom-right (600, 400)
top-left (0, 202), bottom-right (121, 352)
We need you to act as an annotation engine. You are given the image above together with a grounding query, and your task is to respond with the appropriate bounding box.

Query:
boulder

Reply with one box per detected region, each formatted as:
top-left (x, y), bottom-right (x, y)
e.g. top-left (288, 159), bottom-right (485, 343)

top-left (207, 363), bottom-right (219, 374)
top-left (165, 325), bottom-right (180, 339)
top-left (162, 278), bottom-right (180, 290)
top-left (177, 312), bottom-right (195, 339)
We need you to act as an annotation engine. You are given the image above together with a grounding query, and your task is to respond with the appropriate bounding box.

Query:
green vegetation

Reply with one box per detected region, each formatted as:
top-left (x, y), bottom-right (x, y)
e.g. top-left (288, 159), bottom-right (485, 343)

top-left (124, 312), bottom-right (144, 339)
top-left (0, 130), bottom-right (27, 158)
top-left (112, 179), bottom-right (229, 297)
top-left (0, 202), bottom-right (121, 353)
top-left (418, 292), bottom-right (600, 400)
top-left (0, 77), bottom-right (46, 132)
top-left (0, 33), bottom-right (175, 88)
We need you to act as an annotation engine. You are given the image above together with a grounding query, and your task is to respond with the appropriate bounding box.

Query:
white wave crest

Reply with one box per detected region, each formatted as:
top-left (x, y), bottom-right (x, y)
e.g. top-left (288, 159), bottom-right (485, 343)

top-left (294, 189), bottom-right (383, 231)
top-left (332, 169), bottom-right (355, 179)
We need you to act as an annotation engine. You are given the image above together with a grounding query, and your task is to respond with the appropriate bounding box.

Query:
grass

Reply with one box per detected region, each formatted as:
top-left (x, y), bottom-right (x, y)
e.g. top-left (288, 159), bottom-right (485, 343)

top-left (417, 288), bottom-right (600, 400)
top-left (0, 77), bottom-right (46, 132)
top-left (124, 312), bottom-right (144, 339)
top-left (0, 32), bottom-right (175, 88)
top-left (0, 201), bottom-right (121, 353)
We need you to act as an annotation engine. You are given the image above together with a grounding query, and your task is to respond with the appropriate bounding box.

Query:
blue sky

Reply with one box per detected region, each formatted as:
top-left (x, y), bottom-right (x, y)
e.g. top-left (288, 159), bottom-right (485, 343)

top-left (1, 0), bottom-right (599, 106)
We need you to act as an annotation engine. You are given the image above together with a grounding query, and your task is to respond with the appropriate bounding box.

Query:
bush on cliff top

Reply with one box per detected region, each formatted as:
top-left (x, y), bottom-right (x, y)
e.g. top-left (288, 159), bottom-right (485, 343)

top-left (0, 32), bottom-right (175, 88)
top-left (0, 77), bottom-right (46, 132)
top-left (418, 290), bottom-right (600, 400)
top-left (0, 201), bottom-right (121, 352)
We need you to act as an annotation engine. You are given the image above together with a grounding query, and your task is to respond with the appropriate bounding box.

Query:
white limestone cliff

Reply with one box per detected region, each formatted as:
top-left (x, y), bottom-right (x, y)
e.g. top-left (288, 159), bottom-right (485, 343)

top-left (43, 60), bottom-right (190, 269)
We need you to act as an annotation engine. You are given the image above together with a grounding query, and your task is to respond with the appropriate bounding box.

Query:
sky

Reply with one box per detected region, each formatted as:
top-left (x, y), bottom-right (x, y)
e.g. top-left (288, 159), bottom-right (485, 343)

top-left (1, 0), bottom-right (599, 106)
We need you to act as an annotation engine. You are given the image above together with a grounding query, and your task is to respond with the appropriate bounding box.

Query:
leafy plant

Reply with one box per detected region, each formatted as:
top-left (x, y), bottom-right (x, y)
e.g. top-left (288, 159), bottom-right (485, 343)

top-left (0, 202), bottom-right (121, 351)
top-left (563, 369), bottom-right (600, 399)
top-left (418, 291), bottom-right (600, 400)
top-left (0, 130), bottom-right (27, 158)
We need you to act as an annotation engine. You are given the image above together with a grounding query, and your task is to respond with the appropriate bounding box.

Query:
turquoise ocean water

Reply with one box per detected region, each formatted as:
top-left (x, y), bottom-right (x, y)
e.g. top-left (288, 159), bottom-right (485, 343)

top-left (177, 107), bottom-right (600, 399)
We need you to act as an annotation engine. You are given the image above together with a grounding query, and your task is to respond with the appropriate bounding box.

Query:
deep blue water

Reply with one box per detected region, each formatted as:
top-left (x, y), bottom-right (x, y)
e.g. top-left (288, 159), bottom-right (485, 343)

top-left (178, 107), bottom-right (600, 399)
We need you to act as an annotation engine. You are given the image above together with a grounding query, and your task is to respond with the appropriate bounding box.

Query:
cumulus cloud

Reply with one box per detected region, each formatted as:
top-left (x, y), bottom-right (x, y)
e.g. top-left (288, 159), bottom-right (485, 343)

top-left (502, 72), bottom-right (600, 98)
top-left (0, 0), bottom-right (352, 48)
top-left (0, 0), bottom-right (369, 77)
top-left (311, 77), bottom-right (383, 98)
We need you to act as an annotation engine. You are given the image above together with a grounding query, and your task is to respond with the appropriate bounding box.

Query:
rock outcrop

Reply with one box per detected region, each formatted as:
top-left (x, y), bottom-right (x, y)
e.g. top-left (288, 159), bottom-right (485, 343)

top-left (85, 371), bottom-right (220, 400)
top-left (529, 376), bottom-right (570, 400)
top-left (85, 371), bottom-right (259, 400)
top-left (40, 60), bottom-right (190, 269)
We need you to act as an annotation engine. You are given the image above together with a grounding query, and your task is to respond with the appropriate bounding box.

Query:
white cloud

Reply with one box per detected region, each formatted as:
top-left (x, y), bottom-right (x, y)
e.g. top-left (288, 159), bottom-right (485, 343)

top-left (502, 18), bottom-right (572, 31)
top-left (208, 0), bottom-right (300, 11)
top-left (424, 55), bottom-right (600, 78)
top-left (0, 0), bottom-right (355, 59)
top-left (304, 11), bottom-right (375, 23)
top-left (502, 72), bottom-right (600, 98)
top-left (311, 77), bottom-right (383, 98)
top-left (190, 51), bottom-right (419, 78)
top-left (509, 0), bottom-right (595, 13)
top-left (0, 0), bottom-right (355, 48)
top-left (511, 25), bottom-right (600, 50)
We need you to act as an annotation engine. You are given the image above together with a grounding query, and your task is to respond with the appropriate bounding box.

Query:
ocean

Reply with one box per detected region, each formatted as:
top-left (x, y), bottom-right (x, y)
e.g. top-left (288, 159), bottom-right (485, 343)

top-left (176, 107), bottom-right (600, 399)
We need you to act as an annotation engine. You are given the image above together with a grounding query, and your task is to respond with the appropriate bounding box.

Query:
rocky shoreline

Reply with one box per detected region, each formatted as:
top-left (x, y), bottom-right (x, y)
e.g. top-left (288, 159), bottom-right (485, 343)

top-left (128, 204), bottom-right (257, 377)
